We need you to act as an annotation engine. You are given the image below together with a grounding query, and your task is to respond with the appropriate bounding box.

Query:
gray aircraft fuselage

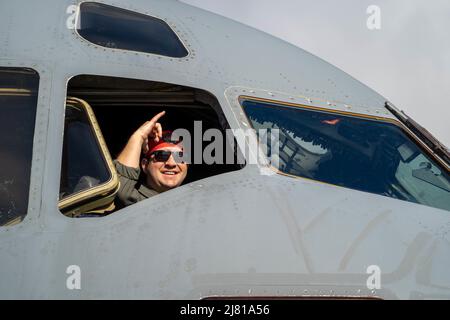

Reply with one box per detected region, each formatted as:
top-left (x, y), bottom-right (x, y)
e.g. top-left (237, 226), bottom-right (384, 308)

top-left (0, 0), bottom-right (449, 299)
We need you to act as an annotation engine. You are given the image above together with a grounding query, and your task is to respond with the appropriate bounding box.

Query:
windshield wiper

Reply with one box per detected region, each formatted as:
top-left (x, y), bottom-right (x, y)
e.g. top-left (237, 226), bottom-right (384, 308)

top-left (385, 101), bottom-right (450, 165)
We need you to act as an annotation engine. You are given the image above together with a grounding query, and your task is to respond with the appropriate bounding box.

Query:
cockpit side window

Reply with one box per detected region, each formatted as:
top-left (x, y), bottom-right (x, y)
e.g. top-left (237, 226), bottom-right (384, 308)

top-left (59, 75), bottom-right (243, 217)
top-left (0, 68), bottom-right (39, 226)
top-left (59, 98), bottom-right (119, 217)
top-left (77, 2), bottom-right (188, 58)
top-left (241, 99), bottom-right (450, 212)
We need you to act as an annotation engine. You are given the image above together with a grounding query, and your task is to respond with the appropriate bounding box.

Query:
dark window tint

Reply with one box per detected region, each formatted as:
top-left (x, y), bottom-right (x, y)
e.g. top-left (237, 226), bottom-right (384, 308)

top-left (59, 104), bottom-right (110, 200)
top-left (0, 68), bottom-right (38, 226)
top-left (242, 100), bottom-right (450, 211)
top-left (77, 2), bottom-right (188, 57)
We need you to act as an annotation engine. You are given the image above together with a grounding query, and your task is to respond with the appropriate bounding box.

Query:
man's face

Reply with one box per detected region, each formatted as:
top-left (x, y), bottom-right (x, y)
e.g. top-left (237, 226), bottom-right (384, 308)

top-left (142, 147), bottom-right (188, 193)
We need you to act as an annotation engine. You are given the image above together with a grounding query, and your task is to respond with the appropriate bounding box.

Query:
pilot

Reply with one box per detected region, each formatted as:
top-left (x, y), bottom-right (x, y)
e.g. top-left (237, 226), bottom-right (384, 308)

top-left (114, 111), bottom-right (188, 208)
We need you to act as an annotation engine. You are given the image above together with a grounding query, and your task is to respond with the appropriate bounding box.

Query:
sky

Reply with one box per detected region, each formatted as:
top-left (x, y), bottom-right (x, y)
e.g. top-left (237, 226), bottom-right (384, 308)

top-left (181, 0), bottom-right (450, 147)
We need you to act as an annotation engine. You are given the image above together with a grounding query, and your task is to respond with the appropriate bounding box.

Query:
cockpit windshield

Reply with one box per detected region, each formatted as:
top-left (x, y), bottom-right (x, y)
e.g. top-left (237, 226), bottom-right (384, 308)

top-left (242, 99), bottom-right (450, 212)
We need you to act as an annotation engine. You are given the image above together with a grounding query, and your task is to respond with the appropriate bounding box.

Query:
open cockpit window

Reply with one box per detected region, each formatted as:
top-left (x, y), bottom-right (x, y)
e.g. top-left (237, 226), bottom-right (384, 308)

top-left (0, 68), bottom-right (38, 227)
top-left (59, 97), bottom-right (119, 217)
top-left (60, 75), bottom-right (242, 217)
top-left (77, 2), bottom-right (188, 57)
top-left (241, 98), bottom-right (450, 212)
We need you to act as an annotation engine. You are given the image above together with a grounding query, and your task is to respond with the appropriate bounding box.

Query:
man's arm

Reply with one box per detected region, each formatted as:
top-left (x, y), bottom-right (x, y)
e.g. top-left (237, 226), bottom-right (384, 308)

top-left (117, 111), bottom-right (165, 168)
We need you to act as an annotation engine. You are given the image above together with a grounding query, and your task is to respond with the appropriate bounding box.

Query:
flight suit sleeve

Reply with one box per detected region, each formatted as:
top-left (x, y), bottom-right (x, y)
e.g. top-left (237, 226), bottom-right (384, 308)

top-left (113, 160), bottom-right (143, 207)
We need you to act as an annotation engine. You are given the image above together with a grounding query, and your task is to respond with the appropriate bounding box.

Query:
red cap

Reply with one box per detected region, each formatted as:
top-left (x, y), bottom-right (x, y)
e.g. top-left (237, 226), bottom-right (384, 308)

top-left (146, 130), bottom-right (183, 157)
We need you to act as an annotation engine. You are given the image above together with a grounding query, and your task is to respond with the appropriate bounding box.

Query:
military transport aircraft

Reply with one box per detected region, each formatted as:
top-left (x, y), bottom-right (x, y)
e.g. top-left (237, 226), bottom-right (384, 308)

top-left (0, 0), bottom-right (449, 299)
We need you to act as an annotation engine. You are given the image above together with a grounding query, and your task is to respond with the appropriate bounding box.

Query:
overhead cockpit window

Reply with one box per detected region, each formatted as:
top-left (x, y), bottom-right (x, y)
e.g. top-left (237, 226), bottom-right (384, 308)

top-left (60, 75), bottom-right (242, 217)
top-left (77, 2), bottom-right (188, 58)
top-left (242, 99), bottom-right (450, 212)
top-left (0, 68), bottom-right (38, 226)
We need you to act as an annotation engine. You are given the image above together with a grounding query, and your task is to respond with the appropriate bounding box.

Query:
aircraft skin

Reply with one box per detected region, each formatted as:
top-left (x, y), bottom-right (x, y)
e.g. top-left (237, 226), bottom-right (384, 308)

top-left (0, 0), bottom-right (449, 299)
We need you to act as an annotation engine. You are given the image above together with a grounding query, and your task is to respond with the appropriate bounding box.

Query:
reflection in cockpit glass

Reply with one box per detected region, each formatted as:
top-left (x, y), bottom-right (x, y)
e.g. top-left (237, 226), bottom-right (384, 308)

top-left (242, 100), bottom-right (450, 212)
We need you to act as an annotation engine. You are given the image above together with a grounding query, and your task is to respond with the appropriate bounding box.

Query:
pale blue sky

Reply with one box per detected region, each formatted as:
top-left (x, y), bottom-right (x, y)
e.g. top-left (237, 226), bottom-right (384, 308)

top-left (181, 0), bottom-right (450, 147)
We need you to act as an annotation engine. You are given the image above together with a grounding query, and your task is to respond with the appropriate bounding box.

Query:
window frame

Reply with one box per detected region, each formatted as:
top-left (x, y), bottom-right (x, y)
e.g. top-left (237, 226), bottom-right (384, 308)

top-left (58, 96), bottom-right (119, 216)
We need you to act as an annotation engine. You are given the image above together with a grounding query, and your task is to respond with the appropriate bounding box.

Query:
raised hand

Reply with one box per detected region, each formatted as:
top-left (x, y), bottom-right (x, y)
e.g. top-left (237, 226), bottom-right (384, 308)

top-left (117, 111), bottom-right (166, 168)
top-left (134, 111), bottom-right (165, 154)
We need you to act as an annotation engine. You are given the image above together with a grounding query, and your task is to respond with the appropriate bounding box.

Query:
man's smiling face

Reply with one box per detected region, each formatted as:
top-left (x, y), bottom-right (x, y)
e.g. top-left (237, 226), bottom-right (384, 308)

top-left (142, 147), bottom-right (188, 193)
